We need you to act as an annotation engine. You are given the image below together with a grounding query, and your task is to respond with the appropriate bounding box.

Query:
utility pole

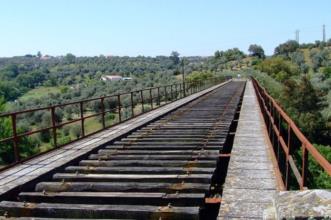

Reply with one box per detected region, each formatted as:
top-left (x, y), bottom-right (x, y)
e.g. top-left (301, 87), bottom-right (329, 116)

top-left (295, 30), bottom-right (300, 43)
top-left (323, 24), bottom-right (326, 42)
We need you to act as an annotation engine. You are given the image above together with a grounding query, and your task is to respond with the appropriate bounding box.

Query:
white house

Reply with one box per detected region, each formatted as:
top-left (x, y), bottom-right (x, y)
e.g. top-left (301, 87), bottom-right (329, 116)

top-left (101, 75), bottom-right (123, 81)
top-left (101, 75), bottom-right (133, 82)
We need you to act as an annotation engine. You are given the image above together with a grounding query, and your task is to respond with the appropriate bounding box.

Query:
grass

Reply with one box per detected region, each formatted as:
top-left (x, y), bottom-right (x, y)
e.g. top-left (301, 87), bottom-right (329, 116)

top-left (300, 48), bottom-right (313, 67)
top-left (84, 117), bottom-right (103, 135)
top-left (19, 86), bottom-right (61, 101)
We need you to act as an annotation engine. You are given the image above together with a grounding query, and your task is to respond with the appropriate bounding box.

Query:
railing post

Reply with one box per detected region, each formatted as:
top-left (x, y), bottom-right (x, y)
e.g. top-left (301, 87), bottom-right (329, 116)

top-left (140, 90), bottom-right (144, 113)
top-left (149, 88), bottom-right (153, 109)
top-left (285, 124), bottom-right (291, 189)
top-left (100, 97), bottom-right (106, 129)
top-left (277, 111), bottom-right (280, 164)
top-left (268, 99), bottom-right (272, 137)
top-left (175, 84), bottom-right (178, 100)
top-left (183, 82), bottom-right (186, 97)
top-left (11, 114), bottom-right (20, 162)
top-left (170, 85), bottom-right (173, 101)
top-left (164, 86), bottom-right (167, 103)
top-left (130, 92), bottom-right (134, 117)
top-left (272, 104), bottom-right (276, 148)
top-left (157, 87), bottom-right (161, 106)
top-left (80, 102), bottom-right (85, 137)
top-left (301, 145), bottom-right (308, 189)
top-left (179, 84), bottom-right (182, 98)
top-left (117, 94), bottom-right (122, 122)
top-left (50, 107), bottom-right (57, 147)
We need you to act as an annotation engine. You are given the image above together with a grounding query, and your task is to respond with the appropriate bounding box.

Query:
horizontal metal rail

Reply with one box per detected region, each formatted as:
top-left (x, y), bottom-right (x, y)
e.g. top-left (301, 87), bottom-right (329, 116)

top-left (252, 78), bottom-right (331, 190)
top-left (0, 77), bottom-right (225, 171)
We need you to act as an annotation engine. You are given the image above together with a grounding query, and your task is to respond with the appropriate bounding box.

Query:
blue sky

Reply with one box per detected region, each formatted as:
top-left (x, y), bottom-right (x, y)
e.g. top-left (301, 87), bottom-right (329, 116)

top-left (0, 0), bottom-right (330, 57)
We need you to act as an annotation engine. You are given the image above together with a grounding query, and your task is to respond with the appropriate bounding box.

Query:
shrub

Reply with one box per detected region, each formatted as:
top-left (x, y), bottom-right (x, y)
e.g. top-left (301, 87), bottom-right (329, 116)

top-left (255, 57), bottom-right (300, 82)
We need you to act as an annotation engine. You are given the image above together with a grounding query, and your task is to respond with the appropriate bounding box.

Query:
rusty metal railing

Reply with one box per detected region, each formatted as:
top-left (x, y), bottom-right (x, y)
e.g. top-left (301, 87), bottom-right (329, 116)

top-left (252, 78), bottom-right (331, 190)
top-left (0, 77), bottom-right (225, 171)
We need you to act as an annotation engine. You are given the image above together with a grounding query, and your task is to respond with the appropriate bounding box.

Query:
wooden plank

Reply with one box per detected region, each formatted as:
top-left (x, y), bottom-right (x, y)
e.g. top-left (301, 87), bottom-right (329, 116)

top-left (52, 173), bottom-right (212, 184)
top-left (121, 138), bottom-right (224, 142)
top-left (0, 201), bottom-right (200, 220)
top-left (144, 125), bottom-right (230, 128)
top-left (79, 160), bottom-right (217, 167)
top-left (88, 154), bottom-right (218, 160)
top-left (35, 182), bottom-right (210, 193)
top-left (6, 218), bottom-right (130, 220)
top-left (64, 166), bottom-right (215, 174)
top-left (127, 134), bottom-right (225, 138)
top-left (112, 141), bottom-right (225, 146)
top-left (104, 145), bottom-right (222, 150)
top-left (98, 149), bottom-right (220, 155)
top-left (19, 192), bottom-right (205, 206)
top-left (137, 130), bottom-right (211, 134)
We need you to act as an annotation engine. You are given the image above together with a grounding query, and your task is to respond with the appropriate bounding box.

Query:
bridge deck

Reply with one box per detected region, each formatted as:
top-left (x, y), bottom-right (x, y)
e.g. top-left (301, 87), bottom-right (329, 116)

top-left (0, 80), bottom-right (283, 219)
top-left (218, 80), bottom-right (279, 219)
top-left (0, 81), bottom-right (246, 219)
top-left (0, 81), bottom-right (228, 199)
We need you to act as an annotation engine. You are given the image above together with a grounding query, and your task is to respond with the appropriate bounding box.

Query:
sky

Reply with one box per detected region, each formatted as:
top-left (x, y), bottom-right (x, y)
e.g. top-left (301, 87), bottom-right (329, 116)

top-left (0, 0), bottom-right (330, 57)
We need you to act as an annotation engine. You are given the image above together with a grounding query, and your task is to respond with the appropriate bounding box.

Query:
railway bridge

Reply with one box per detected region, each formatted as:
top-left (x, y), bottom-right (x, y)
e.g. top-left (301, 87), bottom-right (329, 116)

top-left (0, 79), bottom-right (330, 219)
